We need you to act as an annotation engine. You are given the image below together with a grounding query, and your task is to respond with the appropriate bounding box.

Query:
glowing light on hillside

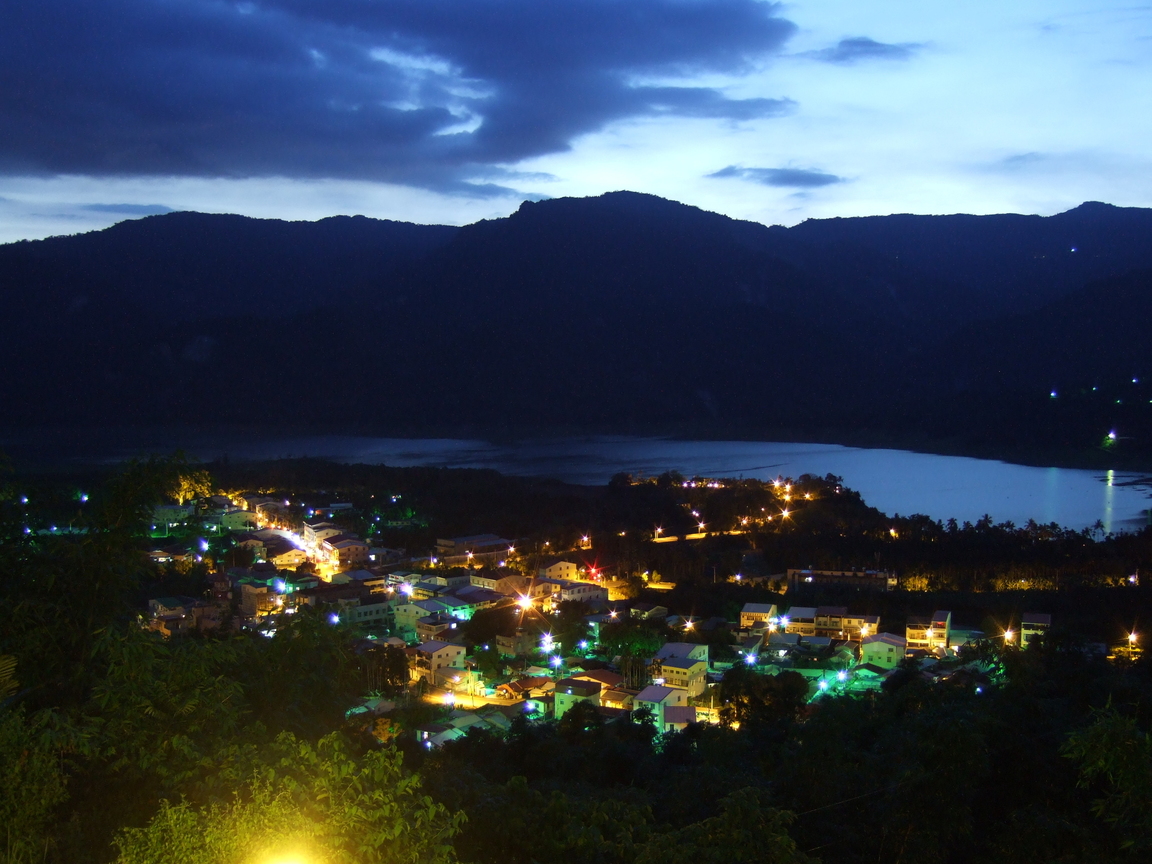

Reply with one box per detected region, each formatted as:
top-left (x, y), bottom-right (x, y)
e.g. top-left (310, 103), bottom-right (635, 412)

top-left (517, 595), bottom-right (533, 610)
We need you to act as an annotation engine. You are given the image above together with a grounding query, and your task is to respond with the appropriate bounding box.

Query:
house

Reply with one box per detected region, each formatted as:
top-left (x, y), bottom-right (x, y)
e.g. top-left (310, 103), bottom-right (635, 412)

top-left (572, 669), bottom-right (625, 692)
top-left (344, 569), bottom-right (389, 594)
top-left (661, 705), bottom-right (698, 731)
top-left (435, 534), bottom-right (512, 559)
top-left (538, 558), bottom-right (579, 580)
top-left (655, 642), bottom-right (709, 664)
top-left (906, 611), bottom-right (952, 651)
top-left (634, 685), bottom-right (690, 731)
top-left (783, 607), bottom-right (818, 636)
top-left (406, 640), bottom-right (466, 683)
top-left (394, 599), bottom-right (451, 636)
top-left (347, 598), bottom-right (392, 629)
top-left (417, 613), bottom-right (463, 643)
top-left (651, 656), bottom-right (707, 697)
top-left (601, 689), bottom-right (638, 711)
top-left (221, 510), bottom-right (258, 532)
top-left (786, 568), bottom-right (897, 592)
top-left (631, 602), bottom-right (668, 620)
top-left (265, 540), bottom-right (307, 569)
top-left (1021, 613), bottom-right (1052, 648)
top-left (470, 569), bottom-right (529, 595)
top-left (554, 678), bottom-right (602, 718)
top-left (496, 677), bottom-right (554, 699)
top-left (740, 603), bottom-right (779, 630)
top-left (496, 630), bottom-right (538, 657)
top-left (860, 633), bottom-right (907, 669)
top-left (302, 521), bottom-right (345, 547)
top-left (323, 535), bottom-right (370, 567)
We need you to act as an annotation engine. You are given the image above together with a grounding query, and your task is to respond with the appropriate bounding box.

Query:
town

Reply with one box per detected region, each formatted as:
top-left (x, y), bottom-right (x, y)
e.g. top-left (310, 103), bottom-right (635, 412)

top-left (6, 456), bottom-right (1152, 863)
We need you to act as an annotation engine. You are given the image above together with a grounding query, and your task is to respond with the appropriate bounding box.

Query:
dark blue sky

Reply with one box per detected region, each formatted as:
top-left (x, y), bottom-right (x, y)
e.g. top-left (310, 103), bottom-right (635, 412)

top-left (2, 1), bottom-right (1149, 239)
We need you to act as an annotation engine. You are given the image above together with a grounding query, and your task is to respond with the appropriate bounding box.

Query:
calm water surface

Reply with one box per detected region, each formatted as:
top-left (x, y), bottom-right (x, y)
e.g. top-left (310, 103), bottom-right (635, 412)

top-left (187, 436), bottom-right (1152, 533)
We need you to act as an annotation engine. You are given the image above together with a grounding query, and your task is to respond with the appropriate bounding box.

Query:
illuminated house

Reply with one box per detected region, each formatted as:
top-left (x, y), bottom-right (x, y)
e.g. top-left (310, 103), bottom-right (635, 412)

top-left (1021, 613), bottom-right (1051, 647)
top-left (813, 607), bottom-right (881, 642)
top-left (406, 640), bottom-right (465, 683)
top-left (554, 678), bottom-right (602, 718)
top-left (650, 656), bottom-right (707, 697)
top-left (221, 510), bottom-right (258, 532)
top-left (906, 611), bottom-right (951, 651)
top-left (783, 607), bottom-right (818, 636)
top-left (654, 642), bottom-right (709, 664)
top-left (417, 612), bottom-right (461, 643)
top-left (322, 535), bottom-right (370, 567)
top-left (302, 520), bottom-right (344, 547)
top-left (739, 603), bottom-right (779, 630)
top-left (786, 568), bottom-right (897, 592)
top-left (860, 633), bottom-right (907, 669)
top-left (634, 685), bottom-right (690, 731)
top-left (537, 558), bottom-right (580, 580)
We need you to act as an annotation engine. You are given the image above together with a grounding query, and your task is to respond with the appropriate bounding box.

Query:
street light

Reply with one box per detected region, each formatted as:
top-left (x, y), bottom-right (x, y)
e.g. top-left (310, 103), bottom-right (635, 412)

top-left (1004, 629), bottom-right (1015, 644)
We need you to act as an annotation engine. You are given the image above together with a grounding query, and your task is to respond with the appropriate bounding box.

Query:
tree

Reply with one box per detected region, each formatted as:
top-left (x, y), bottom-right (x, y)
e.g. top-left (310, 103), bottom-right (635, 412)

top-left (718, 667), bottom-right (808, 728)
top-left (634, 788), bottom-right (813, 864)
top-left (114, 733), bottom-right (463, 864)
top-left (1062, 705), bottom-right (1152, 851)
top-left (0, 707), bottom-right (69, 862)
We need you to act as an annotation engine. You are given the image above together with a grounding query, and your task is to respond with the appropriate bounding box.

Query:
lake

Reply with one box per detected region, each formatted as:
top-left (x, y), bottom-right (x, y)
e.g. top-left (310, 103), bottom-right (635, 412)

top-left (179, 435), bottom-right (1152, 533)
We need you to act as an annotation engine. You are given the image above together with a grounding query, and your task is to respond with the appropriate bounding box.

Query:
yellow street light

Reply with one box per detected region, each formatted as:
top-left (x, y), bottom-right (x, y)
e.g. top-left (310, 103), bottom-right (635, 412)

top-left (1004, 629), bottom-right (1015, 643)
top-left (1129, 632), bottom-right (1139, 644)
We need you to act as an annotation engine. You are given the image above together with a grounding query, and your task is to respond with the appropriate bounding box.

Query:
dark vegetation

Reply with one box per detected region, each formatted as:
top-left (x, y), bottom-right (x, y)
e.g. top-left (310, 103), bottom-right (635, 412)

top-left (6, 193), bottom-right (1152, 465)
top-left (9, 458), bottom-right (1152, 861)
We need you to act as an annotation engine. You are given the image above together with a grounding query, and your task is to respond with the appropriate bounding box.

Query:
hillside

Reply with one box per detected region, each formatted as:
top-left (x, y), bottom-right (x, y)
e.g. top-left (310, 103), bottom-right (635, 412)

top-left (3, 192), bottom-right (1152, 463)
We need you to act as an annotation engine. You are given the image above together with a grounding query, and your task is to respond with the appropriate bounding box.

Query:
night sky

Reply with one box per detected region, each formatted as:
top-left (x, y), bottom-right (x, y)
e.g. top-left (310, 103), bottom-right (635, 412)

top-left (2, 1), bottom-right (1151, 241)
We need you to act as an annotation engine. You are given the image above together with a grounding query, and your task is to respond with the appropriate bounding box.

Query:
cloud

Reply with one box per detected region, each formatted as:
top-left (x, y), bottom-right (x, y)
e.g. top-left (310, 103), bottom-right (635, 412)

top-left (80, 203), bottom-right (173, 215)
top-left (805, 37), bottom-right (921, 64)
top-left (0, 1), bottom-right (797, 195)
top-left (709, 165), bottom-right (843, 187)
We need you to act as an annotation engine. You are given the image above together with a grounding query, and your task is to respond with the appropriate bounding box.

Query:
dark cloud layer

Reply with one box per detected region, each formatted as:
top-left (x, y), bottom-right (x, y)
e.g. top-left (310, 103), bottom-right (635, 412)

top-left (709, 165), bottom-right (843, 187)
top-left (806, 37), bottom-right (920, 64)
top-left (81, 203), bottom-right (174, 215)
top-left (0, 1), bottom-right (797, 195)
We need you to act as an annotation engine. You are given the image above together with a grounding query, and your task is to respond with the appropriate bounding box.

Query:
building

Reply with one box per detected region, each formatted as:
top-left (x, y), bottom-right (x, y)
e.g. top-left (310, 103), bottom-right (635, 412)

top-left (406, 640), bottom-right (466, 683)
top-left (435, 534), bottom-right (512, 559)
top-left (470, 569), bottom-right (529, 595)
top-left (651, 656), bottom-right (707, 697)
top-left (538, 558), bottom-right (579, 580)
top-left (783, 607), bottom-right (818, 637)
top-left (265, 540), bottom-right (307, 569)
top-left (417, 613), bottom-right (463, 643)
top-left (860, 633), bottom-right (907, 669)
top-left (323, 535), bottom-right (370, 567)
top-left (303, 521), bottom-right (345, 547)
top-left (221, 510), bottom-right (258, 532)
top-left (813, 607), bottom-right (880, 642)
top-left (654, 642), bottom-right (709, 664)
top-left (906, 611), bottom-right (952, 652)
top-left (634, 685), bottom-right (689, 731)
top-left (1021, 613), bottom-right (1052, 648)
top-left (740, 603), bottom-right (779, 630)
top-left (554, 678), bottom-right (602, 718)
top-left (786, 568), bottom-right (897, 592)
top-left (347, 598), bottom-right (392, 629)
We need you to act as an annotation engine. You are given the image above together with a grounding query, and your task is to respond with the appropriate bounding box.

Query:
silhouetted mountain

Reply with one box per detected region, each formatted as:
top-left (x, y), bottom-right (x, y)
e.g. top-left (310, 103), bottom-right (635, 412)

top-left (4, 192), bottom-right (1152, 463)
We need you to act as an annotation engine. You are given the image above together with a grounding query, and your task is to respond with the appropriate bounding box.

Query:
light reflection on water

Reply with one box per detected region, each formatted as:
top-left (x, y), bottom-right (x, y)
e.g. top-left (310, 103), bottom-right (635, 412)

top-left (187, 435), bottom-right (1152, 533)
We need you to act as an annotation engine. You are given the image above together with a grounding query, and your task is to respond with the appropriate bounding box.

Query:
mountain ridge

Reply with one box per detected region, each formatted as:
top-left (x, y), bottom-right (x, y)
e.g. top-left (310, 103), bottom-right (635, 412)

top-left (4, 191), bottom-right (1152, 465)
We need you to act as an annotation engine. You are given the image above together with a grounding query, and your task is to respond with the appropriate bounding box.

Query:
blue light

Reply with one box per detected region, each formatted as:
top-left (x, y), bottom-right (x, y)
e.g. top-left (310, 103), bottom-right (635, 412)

top-left (329, 612), bottom-right (340, 624)
top-left (550, 656), bottom-right (562, 668)
top-left (837, 670), bottom-right (847, 682)
top-left (818, 680), bottom-right (828, 690)
top-left (1050, 390), bottom-right (1057, 398)
top-left (744, 653), bottom-right (756, 665)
